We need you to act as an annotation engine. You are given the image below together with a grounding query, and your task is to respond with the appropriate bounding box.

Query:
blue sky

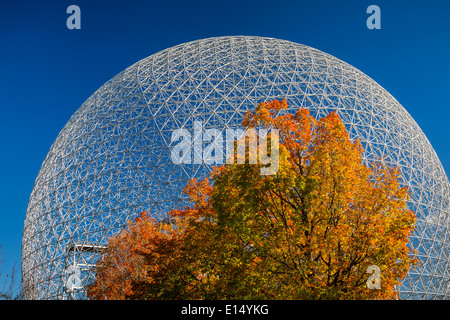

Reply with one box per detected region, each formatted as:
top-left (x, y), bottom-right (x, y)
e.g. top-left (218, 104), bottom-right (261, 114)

top-left (0, 0), bottom-right (449, 283)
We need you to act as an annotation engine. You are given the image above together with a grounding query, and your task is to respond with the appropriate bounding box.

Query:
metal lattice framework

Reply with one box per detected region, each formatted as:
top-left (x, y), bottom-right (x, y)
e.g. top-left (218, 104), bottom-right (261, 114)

top-left (22, 36), bottom-right (450, 299)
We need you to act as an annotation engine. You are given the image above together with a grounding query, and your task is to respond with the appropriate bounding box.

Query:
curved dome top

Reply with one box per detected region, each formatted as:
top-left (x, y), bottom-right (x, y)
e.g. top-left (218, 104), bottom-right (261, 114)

top-left (22, 36), bottom-right (450, 299)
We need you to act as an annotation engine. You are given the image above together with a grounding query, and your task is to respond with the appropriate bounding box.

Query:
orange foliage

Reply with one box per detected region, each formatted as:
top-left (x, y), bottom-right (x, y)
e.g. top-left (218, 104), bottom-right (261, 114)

top-left (88, 99), bottom-right (417, 300)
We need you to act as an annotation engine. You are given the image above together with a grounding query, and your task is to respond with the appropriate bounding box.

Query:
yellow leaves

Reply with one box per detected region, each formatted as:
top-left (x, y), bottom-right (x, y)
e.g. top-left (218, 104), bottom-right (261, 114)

top-left (88, 99), bottom-right (417, 301)
top-left (238, 100), bottom-right (417, 299)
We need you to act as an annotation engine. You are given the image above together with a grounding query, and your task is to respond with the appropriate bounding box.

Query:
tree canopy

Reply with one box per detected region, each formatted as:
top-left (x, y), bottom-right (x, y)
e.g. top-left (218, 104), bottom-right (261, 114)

top-left (87, 99), bottom-right (417, 300)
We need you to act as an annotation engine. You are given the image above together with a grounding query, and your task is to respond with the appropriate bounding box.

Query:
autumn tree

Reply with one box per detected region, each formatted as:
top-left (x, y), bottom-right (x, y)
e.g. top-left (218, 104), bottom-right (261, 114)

top-left (88, 99), bottom-right (417, 300)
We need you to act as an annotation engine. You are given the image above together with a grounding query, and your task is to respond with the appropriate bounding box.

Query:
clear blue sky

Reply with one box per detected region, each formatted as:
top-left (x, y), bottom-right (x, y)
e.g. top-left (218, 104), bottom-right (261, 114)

top-left (1, 0), bottom-right (449, 282)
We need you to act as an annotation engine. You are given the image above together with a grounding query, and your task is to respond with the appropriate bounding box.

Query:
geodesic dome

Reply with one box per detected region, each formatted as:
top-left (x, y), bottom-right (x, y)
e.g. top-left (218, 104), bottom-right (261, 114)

top-left (22, 36), bottom-right (450, 299)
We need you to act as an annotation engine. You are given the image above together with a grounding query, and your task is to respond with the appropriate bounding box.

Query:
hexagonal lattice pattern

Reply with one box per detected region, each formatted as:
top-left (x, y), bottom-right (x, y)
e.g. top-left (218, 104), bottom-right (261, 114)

top-left (22, 36), bottom-right (450, 299)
